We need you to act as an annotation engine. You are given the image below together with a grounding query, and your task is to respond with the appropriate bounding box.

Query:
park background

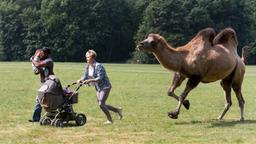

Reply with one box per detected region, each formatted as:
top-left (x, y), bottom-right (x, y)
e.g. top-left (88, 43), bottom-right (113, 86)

top-left (1, 0), bottom-right (256, 143)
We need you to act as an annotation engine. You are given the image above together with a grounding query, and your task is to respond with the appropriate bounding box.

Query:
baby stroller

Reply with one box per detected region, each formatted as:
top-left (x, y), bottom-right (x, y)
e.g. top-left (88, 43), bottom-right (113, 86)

top-left (38, 75), bottom-right (86, 127)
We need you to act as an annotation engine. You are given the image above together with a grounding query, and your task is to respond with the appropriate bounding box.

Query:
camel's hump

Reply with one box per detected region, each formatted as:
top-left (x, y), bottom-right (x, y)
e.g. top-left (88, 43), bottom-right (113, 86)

top-left (192, 28), bottom-right (216, 45)
top-left (213, 28), bottom-right (238, 48)
top-left (196, 27), bottom-right (216, 38)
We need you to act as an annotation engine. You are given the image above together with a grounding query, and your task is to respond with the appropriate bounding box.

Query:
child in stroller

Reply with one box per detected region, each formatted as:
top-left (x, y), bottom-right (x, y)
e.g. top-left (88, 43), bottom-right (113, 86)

top-left (38, 75), bottom-right (86, 127)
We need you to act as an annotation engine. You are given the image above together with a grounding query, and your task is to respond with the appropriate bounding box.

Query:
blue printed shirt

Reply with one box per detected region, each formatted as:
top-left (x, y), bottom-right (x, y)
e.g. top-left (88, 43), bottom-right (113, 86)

top-left (82, 62), bottom-right (111, 91)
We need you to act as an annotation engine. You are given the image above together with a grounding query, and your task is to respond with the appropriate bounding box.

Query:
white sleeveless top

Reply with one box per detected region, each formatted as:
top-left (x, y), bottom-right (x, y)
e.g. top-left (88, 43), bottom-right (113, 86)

top-left (88, 65), bottom-right (94, 77)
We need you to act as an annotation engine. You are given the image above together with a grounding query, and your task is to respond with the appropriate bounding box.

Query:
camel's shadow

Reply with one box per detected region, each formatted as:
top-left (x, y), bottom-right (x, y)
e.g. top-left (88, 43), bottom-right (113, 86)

top-left (173, 119), bottom-right (256, 128)
top-left (208, 119), bottom-right (256, 128)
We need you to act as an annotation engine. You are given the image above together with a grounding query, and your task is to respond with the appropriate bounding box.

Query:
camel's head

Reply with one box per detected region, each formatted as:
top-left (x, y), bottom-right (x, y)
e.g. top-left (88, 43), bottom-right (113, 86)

top-left (137, 33), bottom-right (161, 52)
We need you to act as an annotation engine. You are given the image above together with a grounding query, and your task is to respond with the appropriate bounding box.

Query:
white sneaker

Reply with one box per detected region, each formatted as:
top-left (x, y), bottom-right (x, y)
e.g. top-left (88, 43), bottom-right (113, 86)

top-left (104, 120), bottom-right (113, 125)
top-left (117, 107), bottom-right (123, 120)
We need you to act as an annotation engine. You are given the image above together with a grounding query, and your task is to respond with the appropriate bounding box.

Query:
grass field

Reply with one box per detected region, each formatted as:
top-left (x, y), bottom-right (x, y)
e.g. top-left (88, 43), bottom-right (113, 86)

top-left (0, 62), bottom-right (256, 144)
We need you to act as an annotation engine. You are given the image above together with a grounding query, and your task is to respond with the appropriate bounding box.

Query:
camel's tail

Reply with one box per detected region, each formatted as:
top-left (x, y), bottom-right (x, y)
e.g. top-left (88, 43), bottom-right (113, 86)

top-left (241, 46), bottom-right (249, 64)
top-left (213, 27), bottom-right (238, 49)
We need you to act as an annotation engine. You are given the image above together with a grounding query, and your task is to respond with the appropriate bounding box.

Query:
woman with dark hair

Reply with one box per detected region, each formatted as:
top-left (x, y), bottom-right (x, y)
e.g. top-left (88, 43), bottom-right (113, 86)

top-left (29, 47), bottom-right (54, 122)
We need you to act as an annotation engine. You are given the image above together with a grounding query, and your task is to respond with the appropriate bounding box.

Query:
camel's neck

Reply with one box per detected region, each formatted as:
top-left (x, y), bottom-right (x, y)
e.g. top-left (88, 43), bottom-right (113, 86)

top-left (152, 45), bottom-right (184, 72)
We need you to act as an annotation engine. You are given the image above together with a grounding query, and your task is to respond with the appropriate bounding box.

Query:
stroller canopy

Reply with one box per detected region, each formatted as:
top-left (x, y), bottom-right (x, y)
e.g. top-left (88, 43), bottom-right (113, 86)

top-left (38, 75), bottom-right (64, 111)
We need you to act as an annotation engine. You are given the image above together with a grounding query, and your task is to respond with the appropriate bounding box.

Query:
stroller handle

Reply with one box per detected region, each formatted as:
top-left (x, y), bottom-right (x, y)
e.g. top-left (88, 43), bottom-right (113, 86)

top-left (66, 82), bottom-right (84, 92)
top-left (72, 82), bottom-right (77, 85)
top-left (75, 83), bottom-right (83, 91)
top-left (67, 82), bottom-right (79, 87)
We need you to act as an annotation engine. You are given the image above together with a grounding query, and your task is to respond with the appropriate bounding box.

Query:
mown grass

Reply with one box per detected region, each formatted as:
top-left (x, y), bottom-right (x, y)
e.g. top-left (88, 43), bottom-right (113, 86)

top-left (0, 62), bottom-right (256, 144)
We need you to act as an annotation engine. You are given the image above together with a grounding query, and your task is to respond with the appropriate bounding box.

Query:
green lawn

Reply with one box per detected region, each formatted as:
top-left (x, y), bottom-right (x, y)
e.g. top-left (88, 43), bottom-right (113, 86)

top-left (0, 62), bottom-right (256, 144)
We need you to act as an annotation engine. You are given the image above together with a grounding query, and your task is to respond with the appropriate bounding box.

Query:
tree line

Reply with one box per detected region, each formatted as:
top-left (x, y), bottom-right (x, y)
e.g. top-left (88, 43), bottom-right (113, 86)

top-left (0, 0), bottom-right (256, 63)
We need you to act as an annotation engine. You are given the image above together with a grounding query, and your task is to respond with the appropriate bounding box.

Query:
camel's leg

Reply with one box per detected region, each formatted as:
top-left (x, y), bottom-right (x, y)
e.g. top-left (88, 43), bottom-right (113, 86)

top-left (168, 76), bottom-right (201, 119)
top-left (232, 84), bottom-right (245, 121)
top-left (218, 79), bottom-right (232, 120)
top-left (167, 72), bottom-right (190, 110)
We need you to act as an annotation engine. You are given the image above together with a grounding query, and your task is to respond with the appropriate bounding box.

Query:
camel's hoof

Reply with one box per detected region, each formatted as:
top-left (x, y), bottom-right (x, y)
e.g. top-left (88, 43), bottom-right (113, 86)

top-left (168, 112), bottom-right (178, 119)
top-left (217, 115), bottom-right (223, 120)
top-left (240, 117), bottom-right (245, 122)
top-left (183, 100), bottom-right (190, 110)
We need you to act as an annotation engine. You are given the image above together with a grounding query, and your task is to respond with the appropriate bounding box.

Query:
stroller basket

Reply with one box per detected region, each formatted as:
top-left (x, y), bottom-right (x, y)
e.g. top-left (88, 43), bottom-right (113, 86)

top-left (63, 88), bottom-right (78, 104)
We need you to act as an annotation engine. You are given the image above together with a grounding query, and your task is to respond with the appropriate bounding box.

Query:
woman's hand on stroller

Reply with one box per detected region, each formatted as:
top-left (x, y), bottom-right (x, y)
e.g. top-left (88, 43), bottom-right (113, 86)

top-left (74, 79), bottom-right (89, 85)
top-left (82, 80), bottom-right (90, 84)
top-left (75, 79), bottom-right (83, 84)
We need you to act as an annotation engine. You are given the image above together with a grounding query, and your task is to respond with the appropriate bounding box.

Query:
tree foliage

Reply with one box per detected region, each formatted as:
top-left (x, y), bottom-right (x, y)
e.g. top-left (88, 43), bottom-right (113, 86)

top-left (131, 0), bottom-right (255, 63)
top-left (0, 1), bottom-right (25, 60)
top-left (0, 0), bottom-right (255, 63)
top-left (0, 0), bottom-right (137, 62)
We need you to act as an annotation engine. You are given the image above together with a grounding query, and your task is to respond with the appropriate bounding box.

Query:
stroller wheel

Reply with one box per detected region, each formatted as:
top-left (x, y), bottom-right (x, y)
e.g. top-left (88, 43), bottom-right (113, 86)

top-left (75, 113), bottom-right (87, 126)
top-left (54, 119), bottom-right (63, 128)
top-left (39, 117), bottom-right (45, 125)
top-left (51, 119), bottom-right (56, 126)
top-left (41, 117), bottom-right (51, 126)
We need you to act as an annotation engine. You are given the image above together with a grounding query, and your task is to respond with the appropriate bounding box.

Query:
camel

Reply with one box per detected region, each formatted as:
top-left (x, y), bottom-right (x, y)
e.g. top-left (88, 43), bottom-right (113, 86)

top-left (137, 27), bottom-right (246, 121)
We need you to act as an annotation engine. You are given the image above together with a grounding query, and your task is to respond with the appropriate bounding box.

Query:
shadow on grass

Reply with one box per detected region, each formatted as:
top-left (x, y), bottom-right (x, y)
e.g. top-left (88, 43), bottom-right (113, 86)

top-left (39, 123), bottom-right (81, 128)
top-left (207, 119), bottom-right (256, 128)
top-left (62, 122), bottom-right (83, 127)
top-left (47, 122), bottom-right (83, 128)
top-left (173, 119), bottom-right (256, 128)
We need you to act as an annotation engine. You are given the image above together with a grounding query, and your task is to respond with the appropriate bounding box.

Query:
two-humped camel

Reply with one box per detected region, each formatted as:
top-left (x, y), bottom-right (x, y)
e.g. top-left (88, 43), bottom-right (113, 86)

top-left (137, 28), bottom-right (245, 121)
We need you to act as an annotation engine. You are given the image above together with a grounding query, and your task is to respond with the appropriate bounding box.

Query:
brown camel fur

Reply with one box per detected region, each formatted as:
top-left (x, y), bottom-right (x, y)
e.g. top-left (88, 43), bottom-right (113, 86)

top-left (137, 27), bottom-right (245, 121)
